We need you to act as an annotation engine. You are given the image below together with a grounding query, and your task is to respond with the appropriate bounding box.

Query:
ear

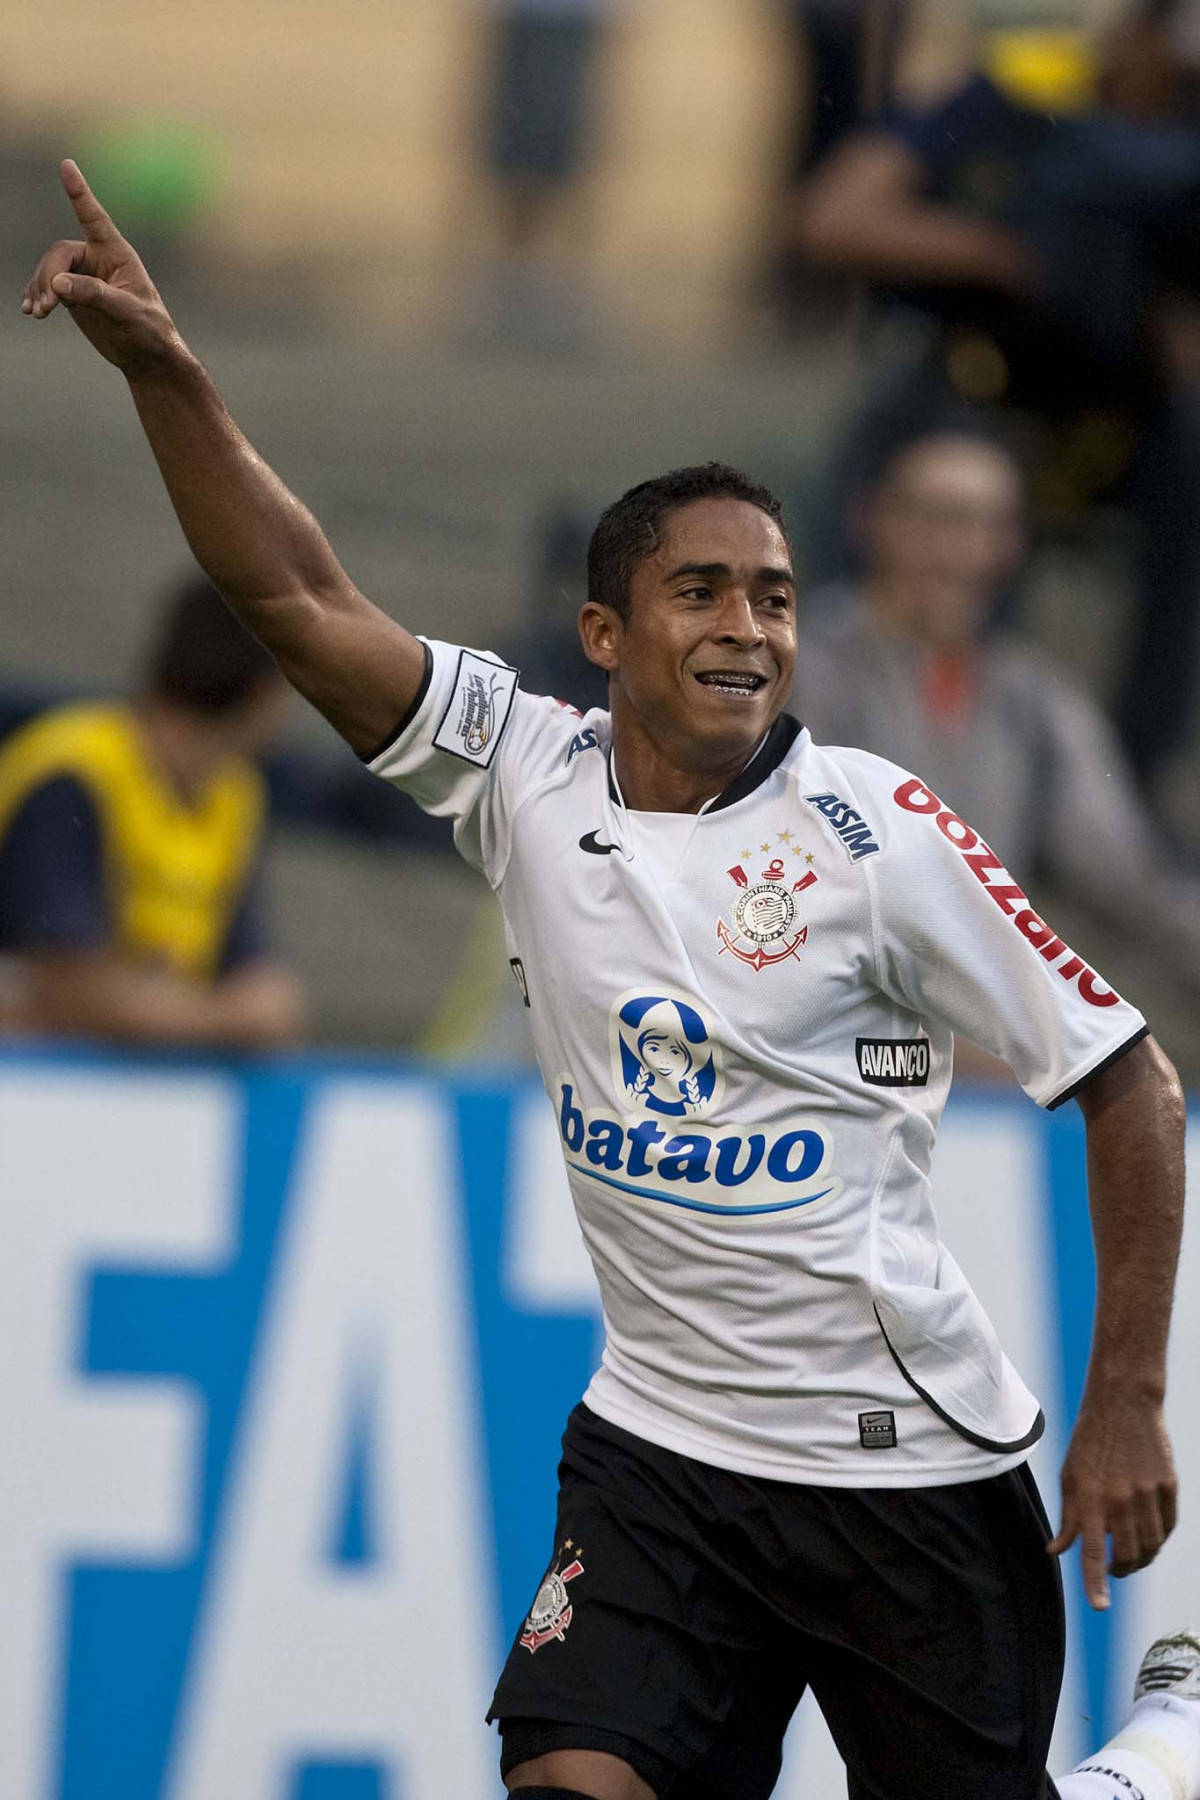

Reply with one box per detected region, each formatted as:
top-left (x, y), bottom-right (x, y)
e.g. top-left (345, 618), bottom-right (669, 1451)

top-left (578, 600), bottom-right (622, 673)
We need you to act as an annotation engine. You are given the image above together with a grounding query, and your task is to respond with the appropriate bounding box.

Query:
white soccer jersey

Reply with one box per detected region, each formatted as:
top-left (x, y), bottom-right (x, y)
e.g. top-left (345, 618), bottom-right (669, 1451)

top-left (371, 639), bottom-right (1148, 1486)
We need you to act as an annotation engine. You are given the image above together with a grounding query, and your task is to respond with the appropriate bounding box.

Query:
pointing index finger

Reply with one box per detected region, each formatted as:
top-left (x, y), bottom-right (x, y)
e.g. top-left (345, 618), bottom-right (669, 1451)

top-left (60, 159), bottom-right (119, 243)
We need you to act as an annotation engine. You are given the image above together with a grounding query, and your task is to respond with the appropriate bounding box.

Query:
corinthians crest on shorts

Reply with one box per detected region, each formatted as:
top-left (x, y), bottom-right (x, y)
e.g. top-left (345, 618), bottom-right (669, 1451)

top-left (518, 1542), bottom-right (585, 1654)
top-left (717, 836), bottom-right (818, 972)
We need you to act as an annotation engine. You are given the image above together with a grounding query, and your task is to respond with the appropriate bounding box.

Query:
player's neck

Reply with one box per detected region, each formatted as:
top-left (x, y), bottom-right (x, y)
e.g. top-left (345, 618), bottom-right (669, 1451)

top-left (610, 719), bottom-right (760, 814)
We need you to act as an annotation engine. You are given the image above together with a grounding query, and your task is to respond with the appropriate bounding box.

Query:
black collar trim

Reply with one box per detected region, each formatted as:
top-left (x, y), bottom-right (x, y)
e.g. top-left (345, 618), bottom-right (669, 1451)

top-left (707, 713), bottom-right (803, 812)
top-left (606, 712), bottom-right (803, 812)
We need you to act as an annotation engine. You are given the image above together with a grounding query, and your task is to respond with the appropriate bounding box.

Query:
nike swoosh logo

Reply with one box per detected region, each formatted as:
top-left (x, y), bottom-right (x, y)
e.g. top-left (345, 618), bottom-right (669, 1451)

top-left (579, 830), bottom-right (617, 856)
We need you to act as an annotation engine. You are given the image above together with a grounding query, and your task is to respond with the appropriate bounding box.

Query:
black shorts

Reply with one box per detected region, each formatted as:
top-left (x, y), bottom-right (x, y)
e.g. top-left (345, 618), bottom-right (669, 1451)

top-left (489, 1405), bottom-right (1065, 1800)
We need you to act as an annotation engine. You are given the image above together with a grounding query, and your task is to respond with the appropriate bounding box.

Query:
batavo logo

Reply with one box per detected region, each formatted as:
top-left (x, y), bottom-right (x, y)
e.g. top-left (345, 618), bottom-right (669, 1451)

top-left (893, 779), bottom-right (1120, 1008)
top-left (554, 992), bottom-right (842, 1216)
top-left (556, 1081), bottom-right (841, 1216)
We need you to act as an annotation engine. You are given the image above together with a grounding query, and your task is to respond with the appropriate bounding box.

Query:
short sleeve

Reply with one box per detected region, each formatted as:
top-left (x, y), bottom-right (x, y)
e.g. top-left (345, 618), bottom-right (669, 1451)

top-left (868, 767), bottom-right (1148, 1108)
top-left (0, 774), bottom-right (112, 952)
top-left (366, 637), bottom-right (585, 881)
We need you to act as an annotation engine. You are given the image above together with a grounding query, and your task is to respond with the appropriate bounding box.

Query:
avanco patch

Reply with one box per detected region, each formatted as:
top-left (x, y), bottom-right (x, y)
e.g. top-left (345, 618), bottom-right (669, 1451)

top-left (856, 1037), bottom-right (930, 1087)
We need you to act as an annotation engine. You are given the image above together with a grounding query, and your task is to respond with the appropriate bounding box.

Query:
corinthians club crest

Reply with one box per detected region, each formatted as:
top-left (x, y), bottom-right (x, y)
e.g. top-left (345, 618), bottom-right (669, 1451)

top-left (717, 833), bottom-right (817, 972)
top-left (519, 1542), bottom-right (585, 1654)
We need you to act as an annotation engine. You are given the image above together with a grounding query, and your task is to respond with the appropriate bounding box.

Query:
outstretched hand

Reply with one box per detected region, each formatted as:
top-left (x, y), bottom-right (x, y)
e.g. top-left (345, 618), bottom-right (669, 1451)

top-left (1049, 1387), bottom-right (1178, 1611)
top-left (21, 160), bottom-right (181, 373)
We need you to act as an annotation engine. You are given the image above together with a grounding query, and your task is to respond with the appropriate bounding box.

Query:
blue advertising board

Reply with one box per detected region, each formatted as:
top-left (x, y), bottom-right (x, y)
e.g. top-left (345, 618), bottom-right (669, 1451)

top-left (0, 1049), bottom-right (1196, 1799)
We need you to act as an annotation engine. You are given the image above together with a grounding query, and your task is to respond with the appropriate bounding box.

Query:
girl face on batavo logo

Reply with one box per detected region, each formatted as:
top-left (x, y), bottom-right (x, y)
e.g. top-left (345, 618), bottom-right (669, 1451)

top-left (611, 992), bottom-right (724, 1119)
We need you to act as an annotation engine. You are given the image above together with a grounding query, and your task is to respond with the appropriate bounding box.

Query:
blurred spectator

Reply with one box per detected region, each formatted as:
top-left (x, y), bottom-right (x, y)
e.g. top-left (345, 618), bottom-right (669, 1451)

top-left (0, 575), bottom-right (307, 1049)
top-left (784, 0), bottom-right (908, 180)
top-left (474, 0), bottom-right (616, 344)
top-left (789, 0), bottom-right (1200, 787)
top-left (792, 426), bottom-right (1200, 1069)
top-left (772, 0), bottom-right (910, 328)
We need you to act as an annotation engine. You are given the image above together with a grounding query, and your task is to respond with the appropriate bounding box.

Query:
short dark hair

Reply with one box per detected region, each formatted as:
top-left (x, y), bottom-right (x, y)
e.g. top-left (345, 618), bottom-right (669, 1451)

top-left (144, 574), bottom-right (280, 716)
top-left (587, 463), bottom-right (788, 623)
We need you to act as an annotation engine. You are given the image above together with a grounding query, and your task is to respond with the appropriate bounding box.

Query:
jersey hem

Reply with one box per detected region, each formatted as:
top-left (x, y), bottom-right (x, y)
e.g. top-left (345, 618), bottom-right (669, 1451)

top-left (581, 1388), bottom-right (1031, 1488)
top-left (874, 1304), bottom-right (1047, 1454)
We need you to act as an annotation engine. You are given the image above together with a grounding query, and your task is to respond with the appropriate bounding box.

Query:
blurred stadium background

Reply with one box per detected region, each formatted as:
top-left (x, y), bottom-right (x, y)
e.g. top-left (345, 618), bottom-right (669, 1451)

top-left (1, 0), bottom-right (1198, 1794)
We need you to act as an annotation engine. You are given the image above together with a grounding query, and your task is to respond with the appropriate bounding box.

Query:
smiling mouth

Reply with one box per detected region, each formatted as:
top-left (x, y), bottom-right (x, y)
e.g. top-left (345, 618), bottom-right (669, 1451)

top-left (694, 670), bottom-right (769, 698)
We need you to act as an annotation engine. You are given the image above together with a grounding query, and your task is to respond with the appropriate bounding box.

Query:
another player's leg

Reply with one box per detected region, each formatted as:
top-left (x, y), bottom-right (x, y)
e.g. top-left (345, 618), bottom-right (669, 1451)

top-left (1055, 1631), bottom-right (1200, 1800)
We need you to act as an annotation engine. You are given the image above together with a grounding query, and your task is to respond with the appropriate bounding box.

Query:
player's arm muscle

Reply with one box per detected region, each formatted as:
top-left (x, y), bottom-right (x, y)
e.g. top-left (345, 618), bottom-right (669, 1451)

top-left (1049, 1034), bottom-right (1185, 1605)
top-left (127, 356), bottom-right (425, 755)
top-left (24, 160), bottom-right (424, 757)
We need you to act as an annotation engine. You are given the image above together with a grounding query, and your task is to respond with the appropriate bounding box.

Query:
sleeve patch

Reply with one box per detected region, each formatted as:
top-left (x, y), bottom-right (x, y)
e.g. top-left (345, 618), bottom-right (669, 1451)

top-left (432, 650), bottom-right (519, 768)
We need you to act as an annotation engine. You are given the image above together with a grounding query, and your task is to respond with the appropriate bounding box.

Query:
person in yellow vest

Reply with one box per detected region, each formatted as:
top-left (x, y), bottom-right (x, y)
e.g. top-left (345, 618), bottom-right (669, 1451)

top-left (0, 575), bottom-right (307, 1048)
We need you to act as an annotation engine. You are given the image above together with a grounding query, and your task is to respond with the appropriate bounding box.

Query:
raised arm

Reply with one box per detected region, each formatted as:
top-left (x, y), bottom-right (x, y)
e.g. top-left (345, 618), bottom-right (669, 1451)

top-left (1048, 1035), bottom-right (1186, 1608)
top-left (22, 161), bottom-right (425, 758)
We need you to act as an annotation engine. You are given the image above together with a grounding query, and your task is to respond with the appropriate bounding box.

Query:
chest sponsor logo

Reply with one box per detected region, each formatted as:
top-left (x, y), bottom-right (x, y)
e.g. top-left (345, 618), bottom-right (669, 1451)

top-left (892, 778), bottom-right (1121, 1009)
top-left (432, 649), bottom-right (518, 767)
top-left (718, 831), bottom-right (818, 971)
top-left (803, 791), bottom-right (880, 861)
top-left (856, 1037), bottom-right (930, 1086)
top-left (579, 830), bottom-right (617, 856)
top-left (554, 989), bottom-right (842, 1217)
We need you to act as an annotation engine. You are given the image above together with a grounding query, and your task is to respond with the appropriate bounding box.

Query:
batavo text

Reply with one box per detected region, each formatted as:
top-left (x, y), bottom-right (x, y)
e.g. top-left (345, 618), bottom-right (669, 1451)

top-left (556, 1085), bottom-right (840, 1214)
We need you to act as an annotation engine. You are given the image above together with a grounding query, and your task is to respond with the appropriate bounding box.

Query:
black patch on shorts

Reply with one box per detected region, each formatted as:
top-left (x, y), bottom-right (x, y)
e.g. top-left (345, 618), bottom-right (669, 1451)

top-left (859, 1409), bottom-right (897, 1448)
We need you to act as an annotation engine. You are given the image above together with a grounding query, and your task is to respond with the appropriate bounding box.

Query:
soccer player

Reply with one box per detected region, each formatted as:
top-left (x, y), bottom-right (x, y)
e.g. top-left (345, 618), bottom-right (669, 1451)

top-left (23, 162), bottom-right (1194, 1800)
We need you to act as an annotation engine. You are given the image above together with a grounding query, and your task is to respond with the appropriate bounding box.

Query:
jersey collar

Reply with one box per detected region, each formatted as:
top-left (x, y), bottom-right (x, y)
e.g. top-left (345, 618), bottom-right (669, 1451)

top-left (605, 712), bottom-right (803, 814)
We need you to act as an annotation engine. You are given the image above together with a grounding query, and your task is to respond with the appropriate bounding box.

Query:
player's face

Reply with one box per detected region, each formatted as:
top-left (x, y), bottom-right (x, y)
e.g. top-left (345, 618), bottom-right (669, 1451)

top-left (588, 498), bottom-right (796, 777)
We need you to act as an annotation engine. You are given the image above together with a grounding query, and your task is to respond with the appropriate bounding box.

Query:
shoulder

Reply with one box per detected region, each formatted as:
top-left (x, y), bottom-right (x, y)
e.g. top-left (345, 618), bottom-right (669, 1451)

top-left (0, 768), bottom-right (102, 840)
top-left (986, 631), bottom-right (1084, 703)
top-left (790, 737), bottom-right (924, 863)
top-left (0, 702), bottom-right (134, 827)
top-left (396, 636), bottom-right (609, 782)
top-left (0, 700), bottom-right (130, 766)
top-left (0, 770), bottom-right (108, 950)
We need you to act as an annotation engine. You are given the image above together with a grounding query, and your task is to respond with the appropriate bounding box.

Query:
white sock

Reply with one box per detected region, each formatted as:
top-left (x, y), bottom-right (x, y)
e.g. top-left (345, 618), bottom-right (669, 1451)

top-left (1055, 1696), bottom-right (1200, 1800)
